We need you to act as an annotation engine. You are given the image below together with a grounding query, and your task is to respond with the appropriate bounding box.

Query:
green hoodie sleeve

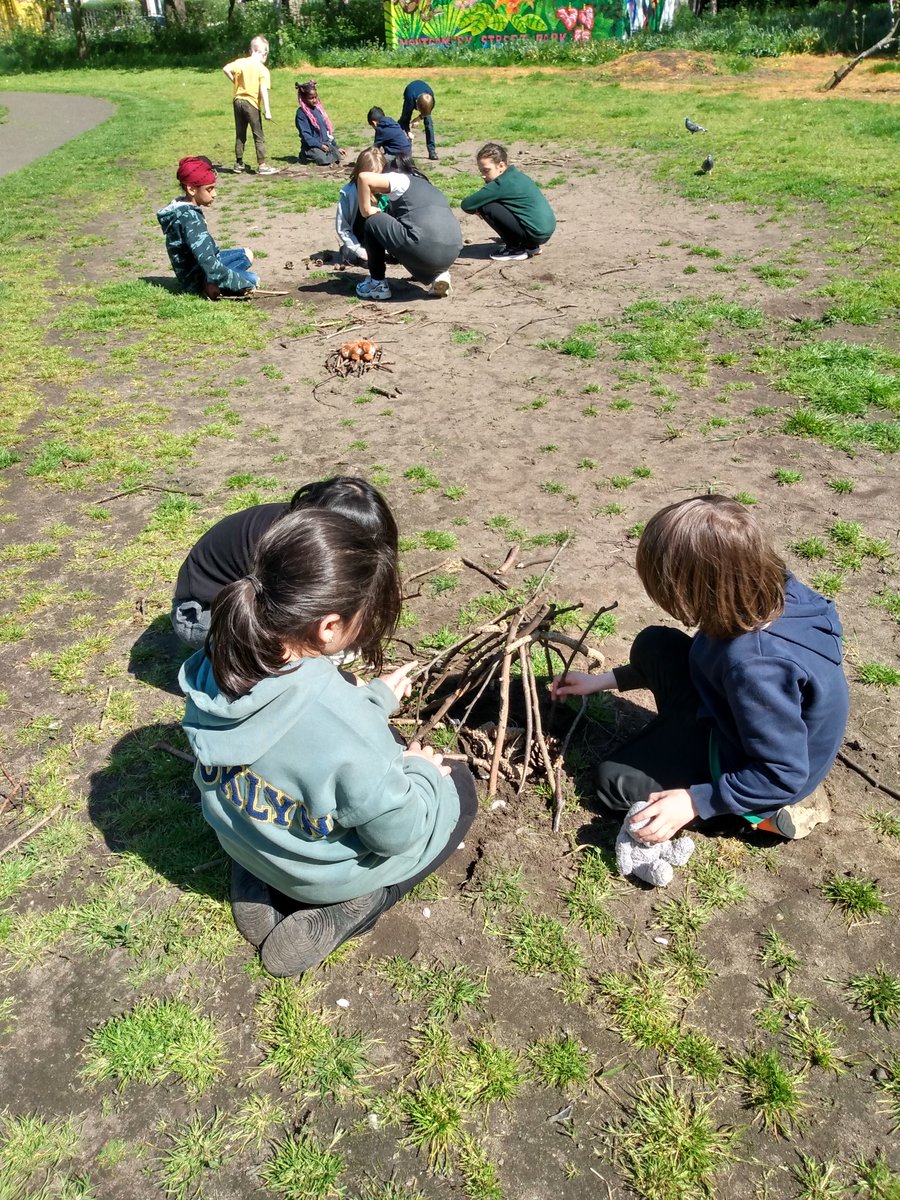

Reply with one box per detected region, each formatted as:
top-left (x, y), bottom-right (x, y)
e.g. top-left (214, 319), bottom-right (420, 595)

top-left (460, 178), bottom-right (500, 214)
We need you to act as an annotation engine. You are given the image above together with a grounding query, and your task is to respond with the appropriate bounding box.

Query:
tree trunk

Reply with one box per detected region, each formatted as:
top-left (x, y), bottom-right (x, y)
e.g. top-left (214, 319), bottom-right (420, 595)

top-left (825, 10), bottom-right (900, 89)
top-left (70, 0), bottom-right (88, 58)
top-left (164, 0), bottom-right (186, 21)
top-left (281, 0), bottom-right (301, 21)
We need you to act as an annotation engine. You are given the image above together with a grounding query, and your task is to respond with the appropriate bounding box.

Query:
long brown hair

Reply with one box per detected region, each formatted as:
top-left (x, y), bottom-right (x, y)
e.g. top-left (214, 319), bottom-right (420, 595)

top-left (349, 147), bottom-right (385, 185)
top-left (636, 495), bottom-right (786, 639)
top-left (208, 508), bottom-right (401, 699)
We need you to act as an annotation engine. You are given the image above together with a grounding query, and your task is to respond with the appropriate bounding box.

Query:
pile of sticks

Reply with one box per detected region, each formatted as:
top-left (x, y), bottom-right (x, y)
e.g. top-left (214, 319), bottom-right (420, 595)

top-left (408, 544), bottom-right (616, 831)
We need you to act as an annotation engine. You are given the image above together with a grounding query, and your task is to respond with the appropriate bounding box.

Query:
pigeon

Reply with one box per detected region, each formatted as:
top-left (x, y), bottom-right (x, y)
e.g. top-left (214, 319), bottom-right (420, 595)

top-left (701, 154), bottom-right (714, 173)
top-left (685, 117), bottom-right (707, 134)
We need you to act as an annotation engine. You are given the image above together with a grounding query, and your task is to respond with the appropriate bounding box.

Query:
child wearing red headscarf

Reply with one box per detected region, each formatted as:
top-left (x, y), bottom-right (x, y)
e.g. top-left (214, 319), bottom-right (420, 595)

top-left (156, 156), bottom-right (259, 300)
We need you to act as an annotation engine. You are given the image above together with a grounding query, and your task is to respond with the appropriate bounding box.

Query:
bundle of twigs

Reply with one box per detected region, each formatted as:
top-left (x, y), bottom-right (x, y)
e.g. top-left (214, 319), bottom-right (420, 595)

top-left (408, 543), bottom-right (616, 832)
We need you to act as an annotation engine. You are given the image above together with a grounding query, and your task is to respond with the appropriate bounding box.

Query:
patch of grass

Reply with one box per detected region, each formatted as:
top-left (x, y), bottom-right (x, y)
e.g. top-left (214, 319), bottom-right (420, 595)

top-left (378, 958), bottom-right (489, 1023)
top-left (501, 910), bottom-right (585, 981)
top-left (827, 477), bottom-right (855, 494)
top-left (564, 847), bottom-right (616, 937)
top-left (400, 1084), bottom-right (463, 1174)
top-left (857, 661), bottom-right (900, 687)
top-left (865, 807), bottom-right (900, 840)
top-left (792, 536), bottom-right (828, 560)
top-left (528, 1034), bottom-right (593, 1090)
top-left (785, 1016), bottom-right (847, 1075)
top-left (83, 997), bottom-right (225, 1095)
top-left (845, 967), bottom-right (900, 1027)
top-left (0, 1111), bottom-right (80, 1199)
top-left (822, 873), bottom-right (889, 924)
top-left (443, 484), bottom-right (467, 502)
top-left (607, 1080), bottom-right (737, 1200)
top-left (613, 296), bottom-right (762, 370)
top-left (419, 530), bottom-right (458, 552)
top-left (254, 978), bottom-right (372, 1099)
top-left (473, 865), bottom-right (526, 916)
top-left (759, 927), bottom-right (800, 974)
top-left (404, 465), bottom-right (441, 492)
top-left (158, 1109), bottom-right (229, 1200)
top-left (791, 1153), bottom-right (847, 1200)
top-left (873, 1057), bottom-right (900, 1133)
top-left (811, 570), bottom-right (843, 599)
top-left (851, 1151), bottom-right (900, 1199)
top-left (773, 467), bottom-right (803, 485)
top-left (732, 1046), bottom-right (806, 1136)
top-left (260, 1130), bottom-right (345, 1200)
top-left (450, 328), bottom-right (482, 344)
top-left (233, 1093), bottom-right (288, 1153)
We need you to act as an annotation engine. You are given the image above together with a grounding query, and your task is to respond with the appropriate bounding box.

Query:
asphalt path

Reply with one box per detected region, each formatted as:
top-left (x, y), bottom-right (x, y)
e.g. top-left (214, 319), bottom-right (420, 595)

top-left (0, 90), bottom-right (115, 176)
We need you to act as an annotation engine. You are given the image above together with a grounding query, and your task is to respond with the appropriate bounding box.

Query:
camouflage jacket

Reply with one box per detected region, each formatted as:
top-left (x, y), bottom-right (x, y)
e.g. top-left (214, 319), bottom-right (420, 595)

top-left (156, 198), bottom-right (250, 294)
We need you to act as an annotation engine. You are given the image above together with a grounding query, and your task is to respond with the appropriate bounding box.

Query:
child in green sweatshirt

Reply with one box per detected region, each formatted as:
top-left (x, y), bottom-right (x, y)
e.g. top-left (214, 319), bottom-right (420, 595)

top-left (180, 506), bottom-right (476, 977)
top-left (460, 142), bottom-right (556, 263)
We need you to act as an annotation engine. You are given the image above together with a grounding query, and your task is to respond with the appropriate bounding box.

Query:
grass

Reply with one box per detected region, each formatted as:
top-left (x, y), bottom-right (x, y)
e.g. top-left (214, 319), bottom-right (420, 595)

top-left (158, 1110), bottom-right (229, 1200)
top-left (845, 967), bottom-right (900, 1028)
top-left (822, 873), bottom-right (890, 925)
top-left (259, 1130), bottom-right (345, 1200)
top-left (83, 996), bottom-right (225, 1095)
top-left (857, 661), bottom-right (900, 687)
top-left (732, 1047), bottom-right (806, 1136)
top-left (378, 958), bottom-right (489, 1023)
top-left (607, 1080), bottom-right (737, 1200)
top-left (528, 1034), bottom-right (593, 1090)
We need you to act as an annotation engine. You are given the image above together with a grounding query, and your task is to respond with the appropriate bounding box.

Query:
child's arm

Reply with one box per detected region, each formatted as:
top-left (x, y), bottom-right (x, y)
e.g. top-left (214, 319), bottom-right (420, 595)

top-left (550, 670), bottom-right (617, 700)
top-left (357, 171), bottom-right (392, 218)
top-left (260, 76), bottom-right (272, 120)
top-left (222, 63), bottom-right (235, 82)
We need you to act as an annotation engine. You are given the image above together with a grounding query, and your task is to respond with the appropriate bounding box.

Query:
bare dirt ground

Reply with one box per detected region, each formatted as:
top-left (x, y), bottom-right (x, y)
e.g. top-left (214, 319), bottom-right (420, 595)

top-left (1, 107), bottom-right (899, 1198)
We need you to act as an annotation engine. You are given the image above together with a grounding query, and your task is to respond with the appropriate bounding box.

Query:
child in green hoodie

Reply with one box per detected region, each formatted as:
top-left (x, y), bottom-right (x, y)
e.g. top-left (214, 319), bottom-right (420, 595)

top-left (181, 507), bottom-right (477, 977)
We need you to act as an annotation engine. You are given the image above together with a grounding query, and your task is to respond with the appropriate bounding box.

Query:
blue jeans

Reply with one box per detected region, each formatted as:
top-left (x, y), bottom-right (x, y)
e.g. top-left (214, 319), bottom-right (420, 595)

top-left (219, 247), bottom-right (259, 291)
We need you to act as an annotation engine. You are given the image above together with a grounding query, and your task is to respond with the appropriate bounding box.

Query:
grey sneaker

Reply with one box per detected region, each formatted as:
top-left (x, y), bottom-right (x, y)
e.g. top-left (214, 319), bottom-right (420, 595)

top-left (771, 787), bottom-right (831, 839)
top-left (234, 161), bottom-right (249, 174)
top-left (230, 861), bottom-right (282, 947)
top-left (261, 889), bottom-right (389, 977)
top-left (257, 164), bottom-right (280, 176)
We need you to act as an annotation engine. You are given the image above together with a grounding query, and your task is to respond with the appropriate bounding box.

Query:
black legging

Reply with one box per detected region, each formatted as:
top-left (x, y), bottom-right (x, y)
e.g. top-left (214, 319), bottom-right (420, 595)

top-left (476, 201), bottom-right (544, 252)
top-left (594, 626), bottom-right (711, 815)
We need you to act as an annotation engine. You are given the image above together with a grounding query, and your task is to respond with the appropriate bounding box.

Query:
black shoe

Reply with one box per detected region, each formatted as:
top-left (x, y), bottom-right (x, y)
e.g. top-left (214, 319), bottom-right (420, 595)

top-left (261, 888), bottom-right (389, 977)
top-left (490, 246), bottom-right (529, 262)
top-left (428, 152), bottom-right (439, 160)
top-left (230, 861), bottom-right (283, 947)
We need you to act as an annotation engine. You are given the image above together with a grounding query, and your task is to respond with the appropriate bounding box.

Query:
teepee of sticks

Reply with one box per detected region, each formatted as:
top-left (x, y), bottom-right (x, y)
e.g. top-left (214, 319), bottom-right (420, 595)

top-left (406, 542), bottom-right (617, 832)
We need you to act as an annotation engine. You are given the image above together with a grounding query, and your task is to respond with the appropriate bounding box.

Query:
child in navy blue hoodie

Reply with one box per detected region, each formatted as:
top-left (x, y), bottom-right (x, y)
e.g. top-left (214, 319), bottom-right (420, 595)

top-left (553, 495), bottom-right (849, 842)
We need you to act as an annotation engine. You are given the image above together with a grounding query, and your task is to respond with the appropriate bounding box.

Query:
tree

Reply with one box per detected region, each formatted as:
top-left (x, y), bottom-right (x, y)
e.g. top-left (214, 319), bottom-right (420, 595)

top-left (826, 5), bottom-right (900, 88)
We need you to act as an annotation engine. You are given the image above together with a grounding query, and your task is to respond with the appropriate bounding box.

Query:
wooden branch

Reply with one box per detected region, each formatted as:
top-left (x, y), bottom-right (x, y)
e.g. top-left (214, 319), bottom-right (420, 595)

top-left (404, 558), bottom-right (454, 586)
top-left (825, 13), bottom-right (900, 89)
top-left (487, 315), bottom-right (556, 362)
top-left (518, 644), bottom-right (534, 797)
top-left (524, 653), bottom-right (556, 789)
top-left (556, 603), bottom-right (618, 685)
top-left (554, 697), bottom-right (587, 834)
top-left (462, 558), bottom-right (510, 592)
top-left (151, 740), bottom-right (194, 763)
top-left (488, 614), bottom-right (522, 796)
top-left (497, 545), bottom-right (520, 576)
top-left (837, 748), bottom-right (900, 802)
top-left (0, 806), bottom-right (61, 858)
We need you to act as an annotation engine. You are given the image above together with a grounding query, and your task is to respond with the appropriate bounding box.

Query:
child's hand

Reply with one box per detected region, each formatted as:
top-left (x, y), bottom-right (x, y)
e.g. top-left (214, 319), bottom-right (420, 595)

top-left (204, 282), bottom-right (221, 302)
top-left (550, 671), bottom-right (602, 701)
top-left (404, 740), bottom-right (451, 777)
top-left (379, 661), bottom-right (419, 702)
top-left (630, 789), bottom-right (697, 844)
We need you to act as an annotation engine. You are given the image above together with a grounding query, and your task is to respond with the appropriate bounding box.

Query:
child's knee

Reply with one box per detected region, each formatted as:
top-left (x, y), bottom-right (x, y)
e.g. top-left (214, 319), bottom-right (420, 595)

top-left (244, 248), bottom-right (254, 264)
top-left (631, 624), bottom-right (690, 669)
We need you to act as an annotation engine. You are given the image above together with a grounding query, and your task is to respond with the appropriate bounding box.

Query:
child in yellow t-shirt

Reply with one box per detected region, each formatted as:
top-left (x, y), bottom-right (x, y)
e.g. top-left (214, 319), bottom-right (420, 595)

top-left (222, 37), bottom-right (278, 176)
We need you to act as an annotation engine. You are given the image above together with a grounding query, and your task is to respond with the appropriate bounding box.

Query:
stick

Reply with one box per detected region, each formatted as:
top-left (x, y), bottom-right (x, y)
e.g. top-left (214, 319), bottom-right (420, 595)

top-left (0, 783), bottom-right (22, 820)
top-left (527, 538), bottom-right (571, 602)
top-left (462, 557), bottom-right (510, 592)
top-left (556, 603), bottom-right (618, 687)
top-left (404, 558), bottom-right (454, 586)
top-left (151, 740), bottom-right (194, 763)
top-left (95, 484), bottom-right (203, 504)
top-left (497, 545), bottom-right (520, 575)
top-left (554, 697), bottom-right (587, 834)
top-left (98, 684), bottom-right (113, 732)
top-left (518, 644), bottom-right (534, 796)
top-left (542, 631), bottom-right (605, 666)
top-left (488, 615), bottom-right (522, 796)
top-left (837, 749), bottom-right (900, 803)
top-left (825, 13), bottom-right (900, 89)
top-left (524, 654), bottom-right (556, 787)
top-left (0, 806), bottom-right (61, 858)
top-left (487, 315), bottom-right (556, 362)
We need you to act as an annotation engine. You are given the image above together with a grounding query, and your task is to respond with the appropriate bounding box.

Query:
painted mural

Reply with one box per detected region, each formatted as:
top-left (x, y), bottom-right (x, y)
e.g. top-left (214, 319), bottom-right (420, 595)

top-left (384, 0), bottom-right (630, 49)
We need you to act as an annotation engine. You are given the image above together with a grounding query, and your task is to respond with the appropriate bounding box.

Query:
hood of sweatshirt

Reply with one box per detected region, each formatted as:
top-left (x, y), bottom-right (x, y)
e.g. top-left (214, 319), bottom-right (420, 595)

top-left (180, 651), bottom-right (331, 766)
top-left (764, 574), bottom-right (844, 666)
top-left (156, 198), bottom-right (198, 232)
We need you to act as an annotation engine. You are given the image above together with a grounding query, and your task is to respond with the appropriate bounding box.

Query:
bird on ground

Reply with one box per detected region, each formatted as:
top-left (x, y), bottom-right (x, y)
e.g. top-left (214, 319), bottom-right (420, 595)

top-left (701, 155), bottom-right (714, 173)
top-left (685, 117), bottom-right (707, 133)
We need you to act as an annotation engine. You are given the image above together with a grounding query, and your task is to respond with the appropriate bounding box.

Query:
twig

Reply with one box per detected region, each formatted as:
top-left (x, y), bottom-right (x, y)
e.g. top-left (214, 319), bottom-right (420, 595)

top-left (192, 856), bottom-right (225, 874)
top-left (554, 697), bottom-right (587, 834)
top-left (0, 783), bottom-right (22, 820)
top-left (557, 603), bottom-right (618, 686)
top-left (497, 545), bottom-right (520, 575)
top-left (151, 740), bottom-right (194, 764)
top-left (488, 614), bottom-right (522, 796)
top-left (96, 483), bottom-right (204, 505)
top-left (837, 749), bottom-right (900, 802)
top-left (0, 805), bottom-right (61, 858)
top-left (524, 653), bottom-right (556, 787)
top-left (542, 632), bottom-right (605, 666)
top-left (98, 684), bottom-right (113, 732)
top-left (518, 644), bottom-right (534, 797)
top-left (527, 537), bottom-right (571, 602)
top-left (487, 315), bottom-right (556, 362)
top-left (462, 557), bottom-right (509, 592)
top-left (404, 558), bottom-right (454, 586)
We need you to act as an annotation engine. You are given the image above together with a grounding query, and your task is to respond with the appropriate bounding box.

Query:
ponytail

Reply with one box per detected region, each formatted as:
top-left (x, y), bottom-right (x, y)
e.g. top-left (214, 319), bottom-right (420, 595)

top-left (207, 508), bottom-right (401, 699)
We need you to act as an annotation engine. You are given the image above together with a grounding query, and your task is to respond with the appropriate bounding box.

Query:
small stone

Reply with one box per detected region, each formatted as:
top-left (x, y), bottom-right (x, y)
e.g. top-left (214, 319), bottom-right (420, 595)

top-left (367, 1112), bottom-right (380, 1130)
top-left (422, 907), bottom-right (431, 918)
top-left (491, 799), bottom-right (507, 811)
top-left (872, 1066), bottom-right (891, 1082)
top-left (457, 841), bottom-right (465, 850)
top-left (653, 936), bottom-right (669, 946)
top-left (336, 998), bottom-right (350, 1009)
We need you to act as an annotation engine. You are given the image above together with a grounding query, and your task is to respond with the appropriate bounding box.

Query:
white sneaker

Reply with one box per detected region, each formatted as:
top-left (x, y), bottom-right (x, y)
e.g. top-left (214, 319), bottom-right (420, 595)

top-left (431, 270), bottom-right (451, 298)
top-left (356, 277), bottom-right (391, 301)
